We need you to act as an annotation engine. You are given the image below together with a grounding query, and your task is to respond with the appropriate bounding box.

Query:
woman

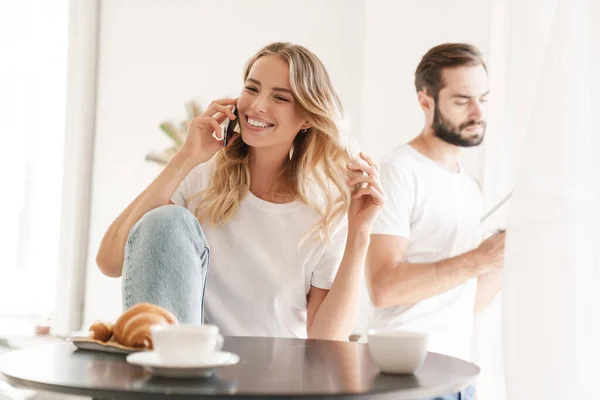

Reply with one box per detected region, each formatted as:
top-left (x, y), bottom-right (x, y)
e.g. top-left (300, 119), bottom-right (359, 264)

top-left (96, 42), bottom-right (385, 341)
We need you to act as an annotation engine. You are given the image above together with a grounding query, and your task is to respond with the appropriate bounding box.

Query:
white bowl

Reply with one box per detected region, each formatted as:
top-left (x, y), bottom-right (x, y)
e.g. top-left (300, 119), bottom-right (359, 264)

top-left (367, 329), bottom-right (429, 374)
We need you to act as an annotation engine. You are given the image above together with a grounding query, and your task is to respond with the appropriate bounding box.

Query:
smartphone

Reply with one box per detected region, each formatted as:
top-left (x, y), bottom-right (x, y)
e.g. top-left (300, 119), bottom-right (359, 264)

top-left (223, 106), bottom-right (239, 147)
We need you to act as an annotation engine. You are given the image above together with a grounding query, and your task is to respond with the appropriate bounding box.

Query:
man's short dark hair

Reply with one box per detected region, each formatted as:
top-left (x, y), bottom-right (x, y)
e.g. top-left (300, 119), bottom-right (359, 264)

top-left (415, 43), bottom-right (487, 100)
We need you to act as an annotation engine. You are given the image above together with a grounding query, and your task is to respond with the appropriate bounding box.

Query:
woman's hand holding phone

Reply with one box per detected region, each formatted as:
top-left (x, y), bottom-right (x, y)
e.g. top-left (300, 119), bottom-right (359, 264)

top-left (178, 98), bottom-right (238, 166)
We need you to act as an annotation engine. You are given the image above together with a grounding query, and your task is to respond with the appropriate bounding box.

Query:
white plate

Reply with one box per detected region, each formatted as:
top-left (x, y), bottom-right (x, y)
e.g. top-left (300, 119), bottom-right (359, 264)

top-left (126, 351), bottom-right (240, 378)
top-left (67, 336), bottom-right (140, 355)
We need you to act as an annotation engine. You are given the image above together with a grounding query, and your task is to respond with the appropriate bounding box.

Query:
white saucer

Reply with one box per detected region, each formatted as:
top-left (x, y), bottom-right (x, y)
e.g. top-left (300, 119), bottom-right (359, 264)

top-left (126, 351), bottom-right (240, 378)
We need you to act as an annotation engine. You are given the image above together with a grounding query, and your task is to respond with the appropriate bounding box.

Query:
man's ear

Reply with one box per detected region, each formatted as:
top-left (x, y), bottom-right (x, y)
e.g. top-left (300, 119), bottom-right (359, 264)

top-left (417, 91), bottom-right (434, 113)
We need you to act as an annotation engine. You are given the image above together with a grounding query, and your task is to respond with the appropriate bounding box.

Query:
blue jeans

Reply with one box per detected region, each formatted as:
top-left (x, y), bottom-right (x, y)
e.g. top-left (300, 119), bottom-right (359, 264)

top-left (122, 205), bottom-right (210, 323)
top-left (427, 385), bottom-right (475, 400)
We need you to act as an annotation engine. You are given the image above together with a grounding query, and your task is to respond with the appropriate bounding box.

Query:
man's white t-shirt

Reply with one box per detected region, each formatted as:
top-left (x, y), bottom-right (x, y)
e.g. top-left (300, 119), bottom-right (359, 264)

top-left (170, 160), bottom-right (347, 339)
top-left (368, 144), bottom-right (483, 361)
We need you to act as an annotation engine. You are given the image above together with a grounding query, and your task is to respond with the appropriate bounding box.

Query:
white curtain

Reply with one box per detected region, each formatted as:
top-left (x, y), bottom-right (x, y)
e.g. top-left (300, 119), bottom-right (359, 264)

top-left (502, 0), bottom-right (600, 398)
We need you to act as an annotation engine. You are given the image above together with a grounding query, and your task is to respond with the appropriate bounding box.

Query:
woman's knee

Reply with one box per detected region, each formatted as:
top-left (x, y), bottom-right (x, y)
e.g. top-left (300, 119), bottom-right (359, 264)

top-left (138, 205), bottom-right (197, 230)
top-left (130, 205), bottom-right (206, 245)
top-left (125, 205), bottom-right (208, 267)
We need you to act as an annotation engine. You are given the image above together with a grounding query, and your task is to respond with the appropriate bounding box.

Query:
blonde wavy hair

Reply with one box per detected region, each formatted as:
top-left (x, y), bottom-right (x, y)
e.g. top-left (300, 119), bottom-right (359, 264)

top-left (190, 42), bottom-right (356, 242)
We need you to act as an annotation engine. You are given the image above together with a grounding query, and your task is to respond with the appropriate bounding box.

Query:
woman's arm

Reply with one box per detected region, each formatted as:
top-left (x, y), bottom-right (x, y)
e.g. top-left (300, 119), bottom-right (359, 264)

top-left (96, 99), bottom-right (237, 278)
top-left (307, 229), bottom-right (369, 340)
top-left (96, 153), bottom-right (198, 277)
top-left (307, 153), bottom-right (385, 340)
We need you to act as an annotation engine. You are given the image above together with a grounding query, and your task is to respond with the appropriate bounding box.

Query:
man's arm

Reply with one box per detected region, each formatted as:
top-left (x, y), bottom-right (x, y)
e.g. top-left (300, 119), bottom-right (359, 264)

top-left (366, 232), bottom-right (505, 309)
top-left (474, 270), bottom-right (503, 314)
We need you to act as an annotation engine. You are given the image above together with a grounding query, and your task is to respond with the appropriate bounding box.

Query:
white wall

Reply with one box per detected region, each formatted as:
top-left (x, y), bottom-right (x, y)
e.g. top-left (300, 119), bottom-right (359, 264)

top-left (83, 0), bottom-right (367, 326)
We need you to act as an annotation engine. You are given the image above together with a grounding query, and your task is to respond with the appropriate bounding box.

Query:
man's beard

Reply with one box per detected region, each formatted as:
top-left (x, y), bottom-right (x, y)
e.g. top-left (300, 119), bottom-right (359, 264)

top-left (432, 103), bottom-right (486, 147)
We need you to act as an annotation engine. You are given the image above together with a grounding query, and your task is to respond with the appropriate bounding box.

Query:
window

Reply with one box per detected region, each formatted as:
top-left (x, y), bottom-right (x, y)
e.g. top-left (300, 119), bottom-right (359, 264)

top-left (0, 0), bottom-right (69, 319)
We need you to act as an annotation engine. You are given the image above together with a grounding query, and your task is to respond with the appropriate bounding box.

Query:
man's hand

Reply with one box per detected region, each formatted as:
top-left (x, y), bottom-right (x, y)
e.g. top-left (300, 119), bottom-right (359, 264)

top-left (474, 231), bottom-right (506, 273)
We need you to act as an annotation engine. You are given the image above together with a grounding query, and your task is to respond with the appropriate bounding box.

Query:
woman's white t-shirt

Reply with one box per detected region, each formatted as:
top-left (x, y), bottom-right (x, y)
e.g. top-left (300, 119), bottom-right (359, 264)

top-left (170, 160), bottom-right (347, 339)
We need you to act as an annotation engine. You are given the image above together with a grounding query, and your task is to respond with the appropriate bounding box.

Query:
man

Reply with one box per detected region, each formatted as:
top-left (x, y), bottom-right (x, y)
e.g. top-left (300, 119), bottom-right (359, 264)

top-left (366, 43), bottom-right (505, 400)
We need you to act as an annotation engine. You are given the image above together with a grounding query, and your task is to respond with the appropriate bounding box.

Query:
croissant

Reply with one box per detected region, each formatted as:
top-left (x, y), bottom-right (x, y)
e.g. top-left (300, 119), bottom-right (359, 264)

top-left (113, 302), bottom-right (178, 349)
top-left (88, 321), bottom-right (114, 342)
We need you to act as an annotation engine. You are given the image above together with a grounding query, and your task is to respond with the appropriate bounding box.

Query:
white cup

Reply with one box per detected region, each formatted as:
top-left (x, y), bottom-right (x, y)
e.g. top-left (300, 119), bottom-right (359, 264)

top-left (151, 324), bottom-right (224, 365)
top-left (367, 329), bottom-right (429, 374)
